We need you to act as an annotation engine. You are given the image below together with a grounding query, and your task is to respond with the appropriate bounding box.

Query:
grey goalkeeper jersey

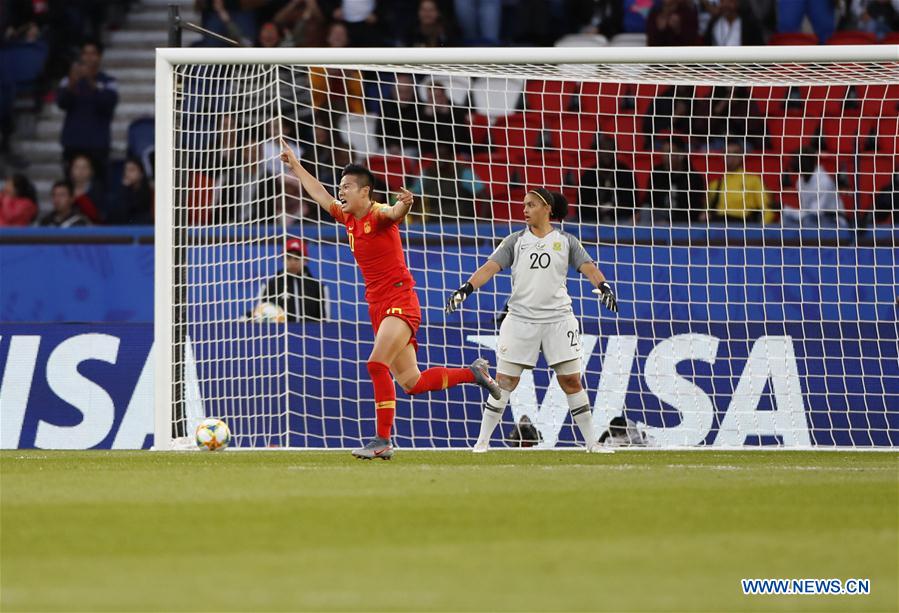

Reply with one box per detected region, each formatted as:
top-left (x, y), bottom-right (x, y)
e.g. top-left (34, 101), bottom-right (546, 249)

top-left (488, 227), bottom-right (594, 323)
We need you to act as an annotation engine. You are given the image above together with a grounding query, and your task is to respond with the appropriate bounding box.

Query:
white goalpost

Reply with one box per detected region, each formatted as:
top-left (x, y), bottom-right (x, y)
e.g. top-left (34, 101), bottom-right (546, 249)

top-left (154, 46), bottom-right (899, 451)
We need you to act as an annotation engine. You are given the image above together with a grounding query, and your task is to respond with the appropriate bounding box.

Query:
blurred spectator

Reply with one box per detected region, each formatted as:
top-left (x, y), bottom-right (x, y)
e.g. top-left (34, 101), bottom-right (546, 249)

top-left (647, 0), bottom-right (700, 45)
top-left (510, 0), bottom-right (570, 46)
top-left (406, 0), bottom-right (457, 46)
top-left (410, 143), bottom-right (485, 220)
top-left (208, 0), bottom-right (253, 45)
top-left (568, 0), bottom-right (624, 38)
top-left (327, 0), bottom-right (384, 46)
top-left (108, 157), bottom-right (154, 225)
top-left (841, 0), bottom-right (899, 37)
top-left (418, 79), bottom-right (471, 156)
top-left (57, 40), bottom-right (118, 181)
top-left (647, 139), bottom-right (705, 224)
top-left (308, 23), bottom-right (365, 114)
top-left (870, 172), bottom-right (897, 226)
top-left (36, 180), bottom-right (90, 227)
top-left (777, 0), bottom-right (835, 43)
top-left (623, 0), bottom-right (655, 32)
top-left (257, 21), bottom-right (291, 47)
top-left (257, 238), bottom-right (324, 321)
top-left (67, 154), bottom-right (104, 223)
top-left (643, 85), bottom-right (696, 148)
top-left (454, 0), bottom-right (502, 44)
top-left (310, 110), bottom-right (352, 202)
top-left (379, 72), bottom-right (420, 154)
top-left (694, 86), bottom-right (765, 151)
top-left (579, 134), bottom-right (635, 223)
top-left (0, 173), bottom-right (38, 226)
top-left (782, 151), bottom-right (846, 228)
top-left (261, 118), bottom-right (303, 176)
top-left (704, 0), bottom-right (765, 44)
top-left (705, 141), bottom-right (774, 224)
top-left (273, 0), bottom-right (327, 46)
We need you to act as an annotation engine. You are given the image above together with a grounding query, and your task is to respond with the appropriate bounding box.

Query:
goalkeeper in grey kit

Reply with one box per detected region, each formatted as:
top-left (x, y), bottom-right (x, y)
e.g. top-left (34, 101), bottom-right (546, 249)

top-left (446, 188), bottom-right (618, 453)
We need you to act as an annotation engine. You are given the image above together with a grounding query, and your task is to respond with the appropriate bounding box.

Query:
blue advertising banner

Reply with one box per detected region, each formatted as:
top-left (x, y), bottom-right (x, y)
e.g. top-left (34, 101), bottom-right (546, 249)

top-left (1, 321), bottom-right (896, 449)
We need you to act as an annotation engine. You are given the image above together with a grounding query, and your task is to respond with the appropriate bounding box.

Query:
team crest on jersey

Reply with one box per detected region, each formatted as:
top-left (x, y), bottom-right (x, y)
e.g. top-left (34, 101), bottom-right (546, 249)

top-left (364, 222), bottom-right (372, 234)
top-left (553, 242), bottom-right (561, 251)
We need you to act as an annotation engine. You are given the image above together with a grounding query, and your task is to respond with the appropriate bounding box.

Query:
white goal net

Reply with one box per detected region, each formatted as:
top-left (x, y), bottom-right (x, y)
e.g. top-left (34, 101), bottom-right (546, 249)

top-left (154, 47), bottom-right (898, 450)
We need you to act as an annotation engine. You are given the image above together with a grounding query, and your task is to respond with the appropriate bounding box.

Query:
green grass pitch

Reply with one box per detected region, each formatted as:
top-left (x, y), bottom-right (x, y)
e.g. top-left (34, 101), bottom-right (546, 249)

top-left (2, 450), bottom-right (896, 612)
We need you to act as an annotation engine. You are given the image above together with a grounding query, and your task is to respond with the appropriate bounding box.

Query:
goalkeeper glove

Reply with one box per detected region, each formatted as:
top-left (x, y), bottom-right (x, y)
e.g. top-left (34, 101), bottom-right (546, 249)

top-left (593, 281), bottom-right (618, 314)
top-left (445, 282), bottom-right (474, 314)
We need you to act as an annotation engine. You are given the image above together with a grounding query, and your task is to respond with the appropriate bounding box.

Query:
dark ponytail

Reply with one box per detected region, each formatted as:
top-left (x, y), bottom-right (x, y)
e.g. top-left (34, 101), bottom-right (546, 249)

top-left (549, 191), bottom-right (568, 220)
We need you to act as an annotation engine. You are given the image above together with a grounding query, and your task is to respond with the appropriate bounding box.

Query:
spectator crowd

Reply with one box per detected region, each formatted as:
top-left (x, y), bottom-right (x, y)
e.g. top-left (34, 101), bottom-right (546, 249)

top-left (1, 0), bottom-right (896, 229)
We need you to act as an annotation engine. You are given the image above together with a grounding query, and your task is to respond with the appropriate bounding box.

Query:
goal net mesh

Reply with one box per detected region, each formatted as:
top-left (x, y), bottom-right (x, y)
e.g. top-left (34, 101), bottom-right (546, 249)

top-left (164, 56), bottom-right (898, 449)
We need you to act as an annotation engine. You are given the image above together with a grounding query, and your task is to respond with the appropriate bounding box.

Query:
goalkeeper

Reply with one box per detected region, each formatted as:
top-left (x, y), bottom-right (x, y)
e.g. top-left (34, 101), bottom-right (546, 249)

top-left (446, 188), bottom-right (618, 453)
top-left (280, 141), bottom-right (501, 460)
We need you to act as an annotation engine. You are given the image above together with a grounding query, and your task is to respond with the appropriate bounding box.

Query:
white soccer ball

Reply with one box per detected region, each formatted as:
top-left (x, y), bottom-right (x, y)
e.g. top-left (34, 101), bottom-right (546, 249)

top-left (195, 418), bottom-right (231, 451)
top-left (252, 302), bottom-right (286, 323)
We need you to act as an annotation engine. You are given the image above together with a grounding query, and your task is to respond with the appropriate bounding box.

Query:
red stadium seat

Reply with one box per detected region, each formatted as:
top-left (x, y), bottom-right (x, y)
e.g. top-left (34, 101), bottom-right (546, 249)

top-left (854, 154), bottom-right (896, 211)
top-left (768, 116), bottom-right (820, 154)
top-left (751, 86), bottom-right (789, 118)
top-left (768, 32), bottom-right (818, 45)
top-left (366, 154), bottom-right (419, 192)
top-left (881, 32), bottom-right (899, 44)
top-left (524, 80), bottom-right (577, 115)
top-left (691, 152), bottom-right (727, 181)
top-left (489, 113), bottom-right (537, 163)
top-left (468, 112), bottom-right (491, 145)
top-left (874, 117), bottom-right (899, 153)
top-left (821, 116), bottom-right (877, 154)
top-left (827, 30), bottom-right (878, 45)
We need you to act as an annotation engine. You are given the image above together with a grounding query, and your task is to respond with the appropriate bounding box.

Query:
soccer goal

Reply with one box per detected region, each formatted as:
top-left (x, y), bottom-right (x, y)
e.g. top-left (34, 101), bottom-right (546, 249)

top-left (154, 46), bottom-right (898, 450)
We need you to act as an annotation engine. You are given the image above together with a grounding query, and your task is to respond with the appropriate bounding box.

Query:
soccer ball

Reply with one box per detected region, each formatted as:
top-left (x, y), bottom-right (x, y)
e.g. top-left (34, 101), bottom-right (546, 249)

top-left (195, 418), bottom-right (231, 451)
top-left (252, 302), bottom-right (286, 323)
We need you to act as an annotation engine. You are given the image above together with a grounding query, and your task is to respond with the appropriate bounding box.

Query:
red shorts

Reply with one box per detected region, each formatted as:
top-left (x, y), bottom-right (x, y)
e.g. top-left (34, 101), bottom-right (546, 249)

top-left (368, 290), bottom-right (421, 351)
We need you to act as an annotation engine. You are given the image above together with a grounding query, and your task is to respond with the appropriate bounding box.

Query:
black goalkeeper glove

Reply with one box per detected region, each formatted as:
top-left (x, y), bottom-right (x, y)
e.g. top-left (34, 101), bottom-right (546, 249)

top-left (445, 282), bottom-right (474, 314)
top-left (593, 281), bottom-right (618, 314)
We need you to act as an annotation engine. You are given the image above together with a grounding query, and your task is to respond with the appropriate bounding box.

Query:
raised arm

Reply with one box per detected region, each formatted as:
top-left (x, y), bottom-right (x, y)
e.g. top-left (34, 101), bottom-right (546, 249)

top-left (379, 186), bottom-right (414, 222)
top-left (280, 137), bottom-right (336, 215)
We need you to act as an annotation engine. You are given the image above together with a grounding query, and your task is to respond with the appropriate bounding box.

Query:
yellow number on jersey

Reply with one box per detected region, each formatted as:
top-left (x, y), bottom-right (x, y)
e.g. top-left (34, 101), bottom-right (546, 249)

top-left (347, 231), bottom-right (355, 252)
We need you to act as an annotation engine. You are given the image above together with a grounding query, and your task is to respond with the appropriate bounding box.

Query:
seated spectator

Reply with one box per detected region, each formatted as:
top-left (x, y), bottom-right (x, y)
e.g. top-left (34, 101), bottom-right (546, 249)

top-left (0, 173), bottom-right (38, 226)
top-left (36, 180), bottom-right (90, 227)
top-left (623, 0), bottom-right (655, 32)
top-left (705, 140), bottom-right (775, 224)
top-left (207, 0), bottom-right (253, 45)
top-left (406, 0), bottom-right (457, 47)
top-left (647, 0), bottom-right (700, 45)
top-left (777, 0), bottom-right (835, 43)
top-left (310, 110), bottom-right (352, 203)
top-left (418, 79), bottom-right (472, 157)
top-left (330, 0), bottom-right (383, 46)
top-left (57, 40), bottom-right (118, 180)
top-left (454, 0), bottom-right (502, 44)
top-left (257, 21), bottom-right (291, 47)
top-left (272, 0), bottom-right (327, 47)
top-left (579, 134), bottom-right (635, 223)
top-left (409, 143), bottom-right (485, 221)
top-left (255, 238), bottom-right (324, 322)
top-left (870, 173), bottom-right (897, 226)
top-left (379, 72), bottom-right (420, 155)
top-left (108, 157), bottom-right (153, 224)
top-left (782, 150), bottom-right (846, 227)
top-left (694, 86), bottom-right (765, 151)
top-left (261, 118), bottom-right (303, 176)
top-left (570, 0), bottom-right (624, 38)
top-left (67, 153), bottom-right (104, 223)
top-left (647, 139), bottom-right (705, 224)
top-left (705, 0), bottom-right (765, 45)
top-left (643, 85), bottom-right (696, 149)
top-left (842, 0), bottom-right (899, 38)
top-left (198, 0), bottom-right (256, 46)
top-left (308, 23), bottom-right (365, 114)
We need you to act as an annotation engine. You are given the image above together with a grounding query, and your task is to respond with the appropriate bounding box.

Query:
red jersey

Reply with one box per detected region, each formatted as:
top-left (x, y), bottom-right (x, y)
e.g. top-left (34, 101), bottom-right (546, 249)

top-left (329, 200), bottom-right (415, 303)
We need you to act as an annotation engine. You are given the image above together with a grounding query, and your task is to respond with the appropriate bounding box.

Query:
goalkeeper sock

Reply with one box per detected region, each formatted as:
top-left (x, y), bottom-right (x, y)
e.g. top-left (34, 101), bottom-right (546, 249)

top-left (567, 390), bottom-right (595, 446)
top-left (367, 361), bottom-right (396, 440)
top-left (407, 367), bottom-right (475, 395)
top-left (476, 388), bottom-right (510, 446)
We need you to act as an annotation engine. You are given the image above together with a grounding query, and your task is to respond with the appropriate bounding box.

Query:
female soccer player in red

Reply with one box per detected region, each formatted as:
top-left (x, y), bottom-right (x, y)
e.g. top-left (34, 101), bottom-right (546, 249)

top-left (281, 141), bottom-right (500, 459)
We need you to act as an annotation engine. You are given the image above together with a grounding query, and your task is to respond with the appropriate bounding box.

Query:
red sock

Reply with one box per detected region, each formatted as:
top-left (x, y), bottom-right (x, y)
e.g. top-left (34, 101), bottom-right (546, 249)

top-left (407, 367), bottom-right (475, 395)
top-left (367, 361), bottom-right (396, 440)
